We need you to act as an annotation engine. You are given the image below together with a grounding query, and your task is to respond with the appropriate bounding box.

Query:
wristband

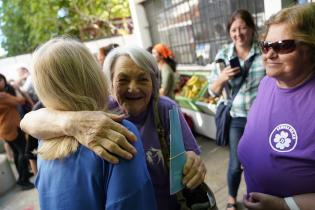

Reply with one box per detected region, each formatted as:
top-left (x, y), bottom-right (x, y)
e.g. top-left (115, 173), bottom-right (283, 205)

top-left (284, 197), bottom-right (300, 210)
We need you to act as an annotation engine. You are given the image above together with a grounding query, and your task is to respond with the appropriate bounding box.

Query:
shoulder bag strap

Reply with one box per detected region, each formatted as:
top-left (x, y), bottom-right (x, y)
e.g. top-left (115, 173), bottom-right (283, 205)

top-left (152, 97), bottom-right (190, 210)
top-left (229, 53), bottom-right (257, 102)
top-left (153, 96), bottom-right (170, 169)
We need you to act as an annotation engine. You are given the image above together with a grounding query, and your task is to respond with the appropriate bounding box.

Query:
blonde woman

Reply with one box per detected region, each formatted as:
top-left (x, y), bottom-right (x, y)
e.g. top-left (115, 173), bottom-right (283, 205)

top-left (22, 46), bottom-right (205, 210)
top-left (30, 37), bottom-right (156, 210)
top-left (239, 3), bottom-right (315, 209)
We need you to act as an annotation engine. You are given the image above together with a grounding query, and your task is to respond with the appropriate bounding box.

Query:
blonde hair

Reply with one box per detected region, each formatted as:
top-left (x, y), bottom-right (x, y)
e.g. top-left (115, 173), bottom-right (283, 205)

top-left (32, 37), bottom-right (109, 160)
top-left (262, 3), bottom-right (315, 47)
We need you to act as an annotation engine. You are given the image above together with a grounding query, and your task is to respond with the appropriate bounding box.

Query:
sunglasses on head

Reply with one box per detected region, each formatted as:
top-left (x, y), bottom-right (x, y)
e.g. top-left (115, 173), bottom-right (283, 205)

top-left (259, 40), bottom-right (298, 54)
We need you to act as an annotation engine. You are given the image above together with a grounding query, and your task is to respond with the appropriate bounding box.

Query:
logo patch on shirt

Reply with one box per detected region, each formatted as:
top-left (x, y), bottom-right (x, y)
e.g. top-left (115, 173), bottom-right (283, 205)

top-left (269, 123), bottom-right (298, 152)
top-left (146, 148), bottom-right (164, 166)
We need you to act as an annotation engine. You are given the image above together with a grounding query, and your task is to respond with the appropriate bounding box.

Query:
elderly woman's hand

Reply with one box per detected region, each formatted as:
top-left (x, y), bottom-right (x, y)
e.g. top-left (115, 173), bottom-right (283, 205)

top-left (243, 192), bottom-right (288, 210)
top-left (65, 111), bottom-right (138, 163)
top-left (21, 109), bottom-right (138, 164)
top-left (182, 151), bottom-right (207, 189)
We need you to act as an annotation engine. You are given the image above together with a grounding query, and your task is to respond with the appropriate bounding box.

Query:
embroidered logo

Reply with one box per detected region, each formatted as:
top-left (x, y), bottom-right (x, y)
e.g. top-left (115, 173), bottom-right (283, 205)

top-left (146, 148), bottom-right (164, 166)
top-left (269, 123), bottom-right (298, 152)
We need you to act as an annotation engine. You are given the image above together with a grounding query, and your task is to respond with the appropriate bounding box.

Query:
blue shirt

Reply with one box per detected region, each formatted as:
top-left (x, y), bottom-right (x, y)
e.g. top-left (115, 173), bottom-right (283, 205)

top-left (35, 120), bottom-right (157, 210)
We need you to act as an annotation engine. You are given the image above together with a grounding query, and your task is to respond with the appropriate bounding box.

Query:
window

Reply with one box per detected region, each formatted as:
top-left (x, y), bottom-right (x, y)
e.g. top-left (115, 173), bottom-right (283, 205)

top-left (144, 0), bottom-right (265, 65)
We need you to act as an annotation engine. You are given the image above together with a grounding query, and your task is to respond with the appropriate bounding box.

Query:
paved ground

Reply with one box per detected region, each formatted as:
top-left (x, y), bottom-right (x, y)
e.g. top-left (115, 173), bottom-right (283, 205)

top-left (0, 135), bottom-right (246, 210)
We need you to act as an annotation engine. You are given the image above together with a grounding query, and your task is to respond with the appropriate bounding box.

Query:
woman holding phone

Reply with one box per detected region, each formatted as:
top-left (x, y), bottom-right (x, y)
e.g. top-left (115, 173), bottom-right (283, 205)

top-left (208, 9), bottom-right (265, 210)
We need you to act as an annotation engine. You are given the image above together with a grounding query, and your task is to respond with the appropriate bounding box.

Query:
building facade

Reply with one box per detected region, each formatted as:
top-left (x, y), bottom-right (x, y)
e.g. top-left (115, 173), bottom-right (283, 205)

top-left (130, 0), bottom-right (310, 65)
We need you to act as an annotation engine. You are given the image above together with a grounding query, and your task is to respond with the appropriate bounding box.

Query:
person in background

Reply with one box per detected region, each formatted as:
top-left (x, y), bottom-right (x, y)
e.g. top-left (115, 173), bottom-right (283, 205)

top-left (239, 3), bottom-right (315, 210)
top-left (29, 37), bottom-right (157, 210)
top-left (3, 142), bottom-right (14, 162)
top-left (16, 67), bottom-right (38, 103)
top-left (12, 67), bottom-right (37, 119)
top-left (0, 73), bottom-right (34, 190)
top-left (152, 43), bottom-right (177, 100)
top-left (97, 43), bottom-right (119, 66)
top-left (21, 47), bottom-right (206, 210)
top-left (208, 9), bottom-right (265, 210)
top-left (14, 67), bottom-right (29, 87)
top-left (24, 101), bottom-right (43, 175)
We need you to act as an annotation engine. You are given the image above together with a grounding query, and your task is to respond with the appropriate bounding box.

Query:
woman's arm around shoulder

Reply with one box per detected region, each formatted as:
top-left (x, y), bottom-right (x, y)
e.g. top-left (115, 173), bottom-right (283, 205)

top-left (20, 109), bottom-right (138, 163)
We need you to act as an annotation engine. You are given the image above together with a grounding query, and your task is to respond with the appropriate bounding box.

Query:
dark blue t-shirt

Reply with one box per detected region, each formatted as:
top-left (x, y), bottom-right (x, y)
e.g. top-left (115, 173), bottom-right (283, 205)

top-left (35, 120), bottom-right (157, 210)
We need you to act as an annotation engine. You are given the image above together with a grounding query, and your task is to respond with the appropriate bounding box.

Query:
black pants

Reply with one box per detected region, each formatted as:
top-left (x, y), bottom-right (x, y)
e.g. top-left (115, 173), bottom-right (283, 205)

top-left (6, 128), bottom-right (30, 183)
top-left (25, 134), bottom-right (38, 160)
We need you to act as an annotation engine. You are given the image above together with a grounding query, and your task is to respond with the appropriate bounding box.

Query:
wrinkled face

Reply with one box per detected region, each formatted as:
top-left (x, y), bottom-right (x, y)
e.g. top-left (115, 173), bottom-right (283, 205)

top-left (0, 77), bottom-right (5, 91)
top-left (112, 56), bottom-right (153, 117)
top-left (229, 18), bottom-right (253, 48)
top-left (152, 49), bottom-right (163, 63)
top-left (263, 23), bottom-right (313, 87)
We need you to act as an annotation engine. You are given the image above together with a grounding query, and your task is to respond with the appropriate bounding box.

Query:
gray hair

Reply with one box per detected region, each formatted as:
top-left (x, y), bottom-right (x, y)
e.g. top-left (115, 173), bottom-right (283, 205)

top-left (103, 46), bottom-right (160, 98)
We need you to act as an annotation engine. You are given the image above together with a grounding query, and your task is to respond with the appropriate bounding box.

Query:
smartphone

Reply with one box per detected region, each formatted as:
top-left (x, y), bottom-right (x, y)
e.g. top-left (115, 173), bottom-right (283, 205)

top-left (229, 57), bottom-right (240, 68)
top-left (229, 57), bottom-right (242, 77)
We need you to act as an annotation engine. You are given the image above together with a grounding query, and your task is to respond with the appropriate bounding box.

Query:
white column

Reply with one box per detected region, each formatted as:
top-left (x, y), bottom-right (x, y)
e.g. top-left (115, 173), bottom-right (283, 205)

top-left (129, 0), bottom-right (152, 48)
top-left (264, 0), bottom-right (282, 20)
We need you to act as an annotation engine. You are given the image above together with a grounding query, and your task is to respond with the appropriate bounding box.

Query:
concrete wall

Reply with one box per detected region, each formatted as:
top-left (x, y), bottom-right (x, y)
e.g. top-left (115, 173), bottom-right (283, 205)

top-left (129, 0), bottom-right (152, 49)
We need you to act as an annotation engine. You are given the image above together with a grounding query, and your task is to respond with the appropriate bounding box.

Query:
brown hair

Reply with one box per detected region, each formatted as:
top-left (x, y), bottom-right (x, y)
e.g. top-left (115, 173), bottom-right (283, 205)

top-left (262, 3), bottom-right (315, 48)
top-left (227, 9), bottom-right (257, 35)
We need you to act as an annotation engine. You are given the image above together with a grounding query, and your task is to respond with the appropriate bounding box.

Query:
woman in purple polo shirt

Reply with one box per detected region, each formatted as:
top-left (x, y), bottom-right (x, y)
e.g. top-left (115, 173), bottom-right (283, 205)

top-left (238, 3), bottom-right (315, 210)
top-left (21, 47), bottom-right (206, 210)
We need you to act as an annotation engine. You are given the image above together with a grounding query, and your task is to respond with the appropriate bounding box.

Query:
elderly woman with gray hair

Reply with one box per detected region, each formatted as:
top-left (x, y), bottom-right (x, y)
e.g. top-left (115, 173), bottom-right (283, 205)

top-left (21, 46), bottom-right (206, 210)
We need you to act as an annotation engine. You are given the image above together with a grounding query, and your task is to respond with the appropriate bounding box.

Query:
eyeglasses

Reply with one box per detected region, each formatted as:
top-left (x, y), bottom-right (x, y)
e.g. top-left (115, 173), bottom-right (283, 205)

top-left (259, 40), bottom-right (298, 54)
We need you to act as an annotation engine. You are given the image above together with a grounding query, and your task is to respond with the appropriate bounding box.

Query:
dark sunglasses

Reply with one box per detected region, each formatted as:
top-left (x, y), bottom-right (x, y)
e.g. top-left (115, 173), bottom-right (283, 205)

top-left (259, 40), bottom-right (298, 54)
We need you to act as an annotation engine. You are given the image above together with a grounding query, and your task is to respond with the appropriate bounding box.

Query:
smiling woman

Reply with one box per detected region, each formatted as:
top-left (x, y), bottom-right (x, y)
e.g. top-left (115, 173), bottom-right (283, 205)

top-left (207, 9), bottom-right (266, 210)
top-left (110, 55), bottom-right (153, 117)
top-left (238, 3), bottom-right (315, 210)
top-left (103, 47), bottom-right (205, 210)
top-left (260, 23), bottom-right (314, 88)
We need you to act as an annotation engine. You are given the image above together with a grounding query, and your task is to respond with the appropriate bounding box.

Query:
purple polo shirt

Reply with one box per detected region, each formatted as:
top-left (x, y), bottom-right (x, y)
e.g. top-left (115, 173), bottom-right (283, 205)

top-left (238, 76), bottom-right (315, 197)
top-left (110, 96), bottom-right (200, 210)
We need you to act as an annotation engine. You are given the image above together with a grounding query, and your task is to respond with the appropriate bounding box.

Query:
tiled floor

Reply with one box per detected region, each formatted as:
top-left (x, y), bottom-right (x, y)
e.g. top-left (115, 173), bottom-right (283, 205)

top-left (198, 136), bottom-right (246, 210)
top-left (0, 135), bottom-right (246, 210)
